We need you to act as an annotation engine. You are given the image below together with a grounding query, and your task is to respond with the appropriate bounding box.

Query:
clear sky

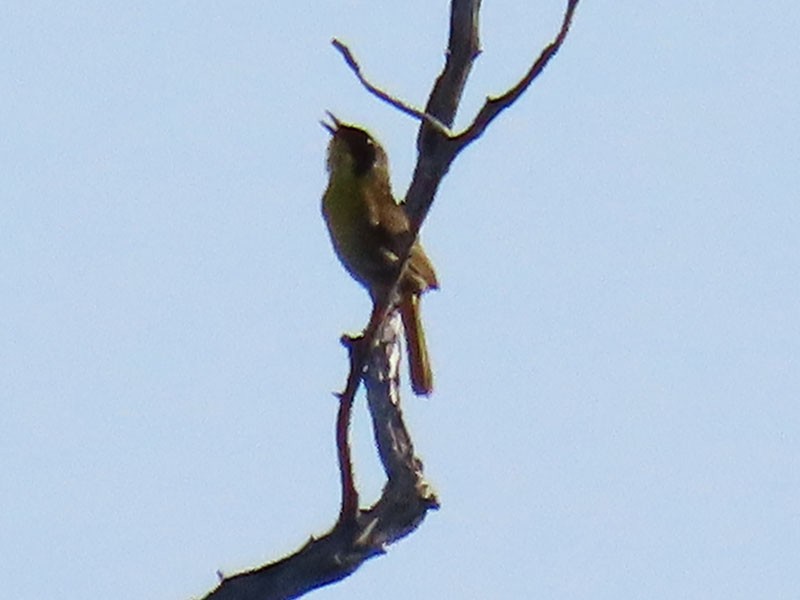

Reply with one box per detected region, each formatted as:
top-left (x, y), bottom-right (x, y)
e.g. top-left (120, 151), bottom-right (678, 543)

top-left (3, 1), bottom-right (799, 598)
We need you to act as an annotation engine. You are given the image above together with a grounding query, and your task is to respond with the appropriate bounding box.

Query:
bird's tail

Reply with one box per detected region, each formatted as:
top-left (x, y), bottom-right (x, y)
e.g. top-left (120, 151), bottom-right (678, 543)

top-left (399, 294), bottom-right (433, 396)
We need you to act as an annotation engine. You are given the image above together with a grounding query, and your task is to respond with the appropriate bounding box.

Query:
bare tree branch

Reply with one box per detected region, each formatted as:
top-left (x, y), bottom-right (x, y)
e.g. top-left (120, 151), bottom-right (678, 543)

top-left (334, 0), bottom-right (579, 225)
top-left (453, 0), bottom-right (579, 149)
top-left (202, 316), bottom-right (438, 600)
top-left (403, 0), bottom-right (485, 227)
top-left (200, 1), bottom-right (579, 597)
top-left (331, 39), bottom-right (452, 137)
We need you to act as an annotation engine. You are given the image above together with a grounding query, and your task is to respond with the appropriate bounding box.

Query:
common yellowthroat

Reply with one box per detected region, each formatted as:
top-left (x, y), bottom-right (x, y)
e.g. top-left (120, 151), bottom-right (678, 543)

top-left (321, 115), bottom-right (438, 396)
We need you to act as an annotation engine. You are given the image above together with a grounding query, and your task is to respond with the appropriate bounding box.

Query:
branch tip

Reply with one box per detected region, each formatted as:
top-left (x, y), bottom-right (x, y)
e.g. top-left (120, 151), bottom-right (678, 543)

top-left (330, 38), bottom-right (453, 137)
top-left (454, 0), bottom-right (579, 147)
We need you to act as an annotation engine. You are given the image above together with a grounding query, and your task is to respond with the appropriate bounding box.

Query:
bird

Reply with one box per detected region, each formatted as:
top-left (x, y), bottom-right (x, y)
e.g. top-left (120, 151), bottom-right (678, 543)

top-left (321, 114), bottom-right (438, 396)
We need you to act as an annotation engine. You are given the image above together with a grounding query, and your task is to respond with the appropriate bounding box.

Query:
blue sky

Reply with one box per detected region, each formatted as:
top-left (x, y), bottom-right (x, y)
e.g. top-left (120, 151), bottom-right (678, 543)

top-left (2, 1), bottom-right (799, 598)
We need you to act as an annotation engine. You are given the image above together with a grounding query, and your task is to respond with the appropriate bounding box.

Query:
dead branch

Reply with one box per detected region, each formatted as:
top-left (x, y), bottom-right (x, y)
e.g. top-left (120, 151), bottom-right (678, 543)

top-left (331, 39), bottom-right (452, 137)
top-left (202, 316), bottom-right (438, 600)
top-left (453, 0), bottom-right (579, 149)
top-left (200, 1), bottom-right (579, 597)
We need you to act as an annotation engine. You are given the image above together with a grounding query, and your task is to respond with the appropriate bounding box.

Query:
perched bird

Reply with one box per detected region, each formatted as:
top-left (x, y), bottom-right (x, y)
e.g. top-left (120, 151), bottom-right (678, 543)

top-left (321, 114), bottom-right (438, 396)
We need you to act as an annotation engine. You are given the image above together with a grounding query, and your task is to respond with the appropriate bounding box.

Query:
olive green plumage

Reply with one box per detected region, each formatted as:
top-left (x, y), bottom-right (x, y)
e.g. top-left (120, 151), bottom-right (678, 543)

top-left (322, 117), bottom-right (437, 395)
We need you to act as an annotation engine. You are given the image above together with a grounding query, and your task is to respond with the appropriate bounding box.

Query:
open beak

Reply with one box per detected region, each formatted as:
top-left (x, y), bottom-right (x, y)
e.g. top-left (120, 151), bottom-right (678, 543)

top-left (320, 111), bottom-right (341, 136)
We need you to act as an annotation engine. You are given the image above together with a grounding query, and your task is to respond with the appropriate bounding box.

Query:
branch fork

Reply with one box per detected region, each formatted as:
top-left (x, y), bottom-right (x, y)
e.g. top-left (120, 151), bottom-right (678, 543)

top-left (203, 2), bottom-right (579, 598)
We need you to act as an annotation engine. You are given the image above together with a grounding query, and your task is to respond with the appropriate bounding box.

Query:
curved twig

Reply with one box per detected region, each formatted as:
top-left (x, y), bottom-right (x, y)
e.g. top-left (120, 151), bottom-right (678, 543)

top-left (331, 39), bottom-right (452, 137)
top-left (453, 0), bottom-right (579, 149)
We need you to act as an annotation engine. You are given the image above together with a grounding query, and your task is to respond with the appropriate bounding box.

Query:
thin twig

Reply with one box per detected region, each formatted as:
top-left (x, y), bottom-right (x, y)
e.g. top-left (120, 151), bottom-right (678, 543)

top-left (453, 0), bottom-right (579, 148)
top-left (334, 294), bottom-right (395, 523)
top-left (331, 39), bottom-right (453, 137)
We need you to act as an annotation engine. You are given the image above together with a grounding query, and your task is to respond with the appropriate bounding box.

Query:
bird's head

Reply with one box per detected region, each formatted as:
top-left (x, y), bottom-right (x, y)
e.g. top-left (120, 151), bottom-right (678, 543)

top-left (322, 112), bottom-right (389, 180)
